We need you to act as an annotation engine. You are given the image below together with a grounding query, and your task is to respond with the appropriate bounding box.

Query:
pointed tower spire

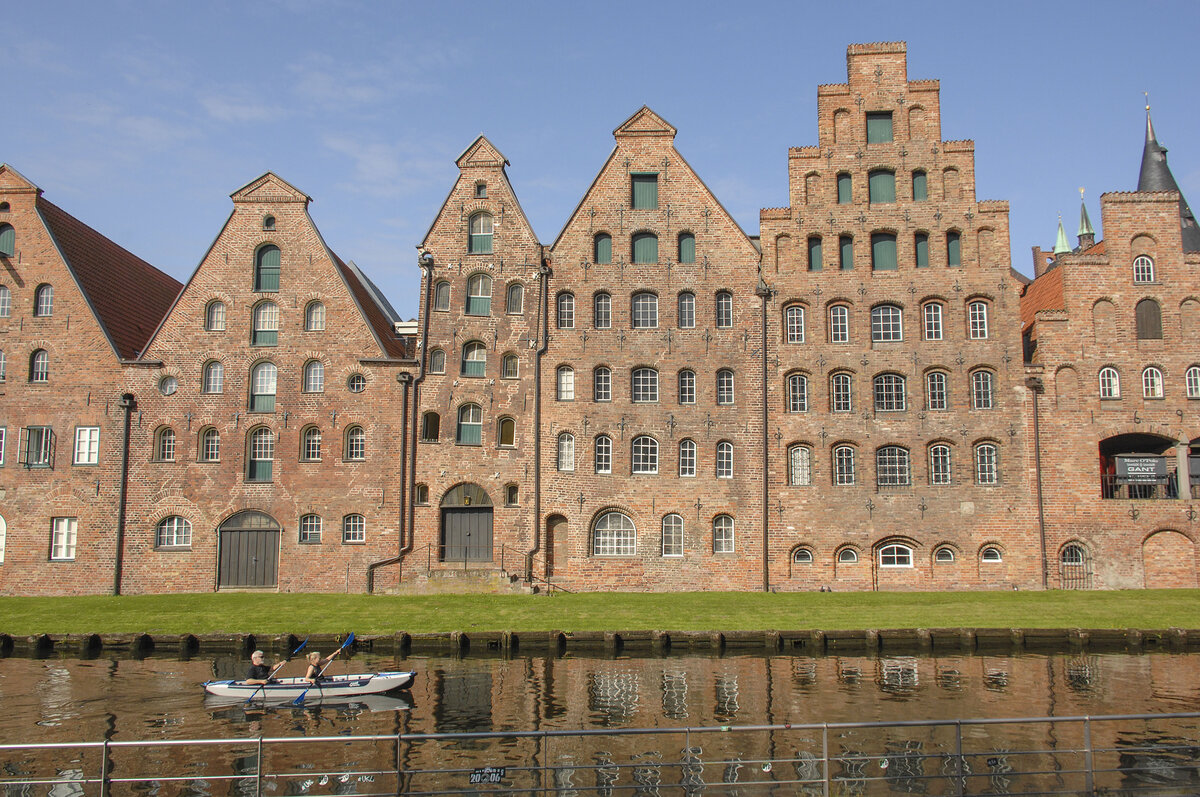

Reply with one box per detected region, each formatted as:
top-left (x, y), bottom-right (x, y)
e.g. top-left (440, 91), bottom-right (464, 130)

top-left (1053, 214), bottom-right (1071, 256)
top-left (1077, 187), bottom-right (1096, 250)
top-left (1138, 99), bottom-right (1200, 251)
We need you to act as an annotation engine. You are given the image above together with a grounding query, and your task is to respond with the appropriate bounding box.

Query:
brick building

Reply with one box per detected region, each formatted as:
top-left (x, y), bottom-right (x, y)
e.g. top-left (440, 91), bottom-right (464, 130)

top-left (2, 42), bottom-right (1198, 594)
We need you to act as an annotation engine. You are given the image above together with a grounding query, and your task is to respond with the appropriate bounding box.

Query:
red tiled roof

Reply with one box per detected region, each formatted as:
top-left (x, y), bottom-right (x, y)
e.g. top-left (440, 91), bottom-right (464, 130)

top-left (331, 252), bottom-right (410, 359)
top-left (1020, 264), bottom-right (1065, 331)
top-left (37, 198), bottom-right (181, 359)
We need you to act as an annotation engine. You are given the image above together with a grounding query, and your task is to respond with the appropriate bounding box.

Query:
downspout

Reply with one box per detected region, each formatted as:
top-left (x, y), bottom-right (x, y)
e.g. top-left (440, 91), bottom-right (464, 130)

top-left (1027, 376), bottom-right (1049, 589)
top-left (526, 257), bottom-right (551, 582)
top-left (113, 393), bottom-right (136, 596)
top-left (755, 276), bottom-right (772, 592)
top-left (366, 370), bottom-right (411, 592)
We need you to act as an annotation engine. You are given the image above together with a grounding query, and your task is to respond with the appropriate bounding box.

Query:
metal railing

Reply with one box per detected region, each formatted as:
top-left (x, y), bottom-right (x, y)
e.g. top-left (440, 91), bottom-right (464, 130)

top-left (4, 711), bottom-right (1200, 795)
top-left (1100, 473), bottom-right (1200, 500)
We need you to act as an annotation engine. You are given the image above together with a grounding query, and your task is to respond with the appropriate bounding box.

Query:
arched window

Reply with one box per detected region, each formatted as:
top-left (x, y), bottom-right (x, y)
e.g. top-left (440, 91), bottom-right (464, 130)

top-left (462, 341), bottom-right (487, 377)
top-left (678, 439), bottom-right (697, 477)
top-left (594, 511), bottom-right (635, 556)
top-left (1143, 366), bottom-right (1164, 399)
top-left (1099, 367), bottom-right (1120, 399)
top-left (788, 444), bottom-right (812, 486)
top-left (0, 285), bottom-right (10, 318)
top-left (30, 349), bottom-right (49, 382)
top-left (971, 370), bottom-right (994, 409)
top-left (923, 301), bottom-right (943, 340)
top-left (981, 546), bottom-right (1003, 562)
top-left (632, 232), bottom-right (658, 264)
top-left (468, 212), bottom-right (493, 254)
top-left (557, 293), bottom-right (575, 328)
top-left (199, 427), bottom-right (220, 462)
top-left (1186, 365), bottom-right (1200, 399)
top-left (868, 170), bottom-right (896, 204)
top-left (713, 515), bottom-right (735, 553)
top-left (593, 366), bottom-right (611, 401)
top-left (1136, 298), bottom-right (1163, 339)
top-left (303, 360), bottom-right (325, 393)
top-left (836, 172), bottom-right (852, 204)
top-left (914, 232), bottom-right (930, 267)
top-left (716, 441), bottom-right (733, 478)
top-left (929, 443), bottom-right (952, 485)
top-left (946, 232), bottom-right (961, 267)
top-left (912, 170), bottom-right (928, 201)
top-left (505, 484), bottom-right (519, 506)
top-left (716, 369), bottom-right (735, 405)
top-left (204, 300), bottom-right (227, 331)
top-left (502, 353), bottom-right (519, 379)
top-left (506, 283), bottom-right (523, 314)
top-left (420, 412), bottom-right (440, 443)
top-left (556, 365), bottom-right (575, 400)
top-left (252, 301), bottom-right (279, 346)
top-left (0, 350), bottom-right (5, 382)
top-left (255, 245), bottom-right (280, 292)
top-left (299, 515), bottom-right (322, 543)
top-left (342, 514), bottom-right (366, 544)
top-left (305, 301), bottom-right (326, 331)
top-left (497, 417), bottom-right (516, 448)
top-left (870, 304), bottom-right (903, 342)
top-left (677, 292), bottom-right (696, 328)
top-left (839, 235), bottom-right (854, 270)
top-left (456, 404), bottom-right (482, 445)
top-left (344, 425), bottom-right (366, 460)
top-left (632, 367), bottom-right (658, 402)
top-left (155, 427), bottom-right (177, 462)
top-left (715, 291), bottom-right (733, 328)
top-left (830, 372), bottom-right (853, 413)
top-left (876, 445), bottom-right (911, 487)
top-left (594, 233), bottom-right (612, 264)
top-left (632, 292), bottom-right (658, 328)
top-left (0, 224), bottom-right (14, 257)
top-left (247, 427), bottom-right (274, 481)
top-left (1133, 255), bottom-right (1155, 284)
top-left (557, 432), bottom-right (575, 471)
top-left (262, 215), bottom-right (276, 231)
top-left (632, 435), bottom-right (658, 474)
top-left (1061, 543), bottom-right (1086, 566)
top-left (871, 232), bottom-right (897, 270)
top-left (785, 305), bottom-right (806, 343)
top-left (429, 348), bottom-right (446, 374)
top-left (433, 281), bottom-right (451, 311)
top-left (249, 362), bottom-right (277, 411)
top-left (974, 443), bottom-right (999, 485)
top-left (968, 300), bottom-right (989, 339)
top-left (934, 547), bottom-right (955, 563)
top-left (829, 304), bottom-right (850, 342)
top-left (873, 373), bottom-right (907, 412)
top-left (594, 434), bottom-right (612, 473)
top-left (34, 284), bottom-right (53, 317)
top-left (678, 232), bottom-right (696, 263)
top-left (808, 236), bottom-right (823, 271)
top-left (156, 517), bottom-right (192, 548)
top-left (202, 361), bottom-right (224, 394)
top-left (593, 291), bottom-right (612, 329)
top-left (838, 548), bottom-right (859, 563)
top-left (466, 273), bottom-right (492, 315)
top-left (662, 514), bottom-right (684, 557)
top-left (925, 371), bottom-right (948, 411)
top-left (678, 369), bottom-right (696, 404)
top-left (793, 548), bottom-right (814, 564)
top-left (879, 544), bottom-right (913, 568)
top-left (833, 445), bottom-right (856, 485)
top-left (301, 425), bottom-right (322, 460)
top-left (786, 373), bottom-right (809, 413)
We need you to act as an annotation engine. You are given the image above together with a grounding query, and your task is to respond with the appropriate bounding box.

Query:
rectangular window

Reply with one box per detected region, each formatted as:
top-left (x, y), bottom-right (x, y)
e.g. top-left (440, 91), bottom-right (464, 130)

top-left (868, 171), bottom-right (896, 204)
top-left (914, 233), bottom-right (929, 267)
top-left (807, 237), bottom-right (822, 272)
top-left (299, 516), bottom-right (322, 544)
top-left (74, 427), bottom-right (100, 465)
top-left (947, 233), bottom-right (961, 267)
top-left (837, 173), bottom-right (852, 204)
top-left (595, 437), bottom-right (612, 474)
top-left (924, 303), bottom-right (943, 340)
top-left (0, 427), bottom-right (5, 466)
top-left (594, 369), bottom-right (611, 402)
top-left (557, 435), bottom-right (574, 471)
top-left (871, 233), bottom-right (897, 270)
top-left (594, 293), bottom-right (611, 329)
top-left (679, 441), bottom-right (696, 477)
top-left (715, 292), bottom-right (733, 328)
top-left (662, 516), bottom-right (683, 557)
top-left (678, 370), bottom-right (695, 404)
top-left (831, 374), bottom-right (853, 413)
top-left (926, 372), bottom-right (948, 411)
top-left (930, 446), bottom-right (952, 485)
top-left (839, 236), bottom-right (853, 270)
top-left (631, 174), bottom-right (659, 209)
top-left (50, 517), bottom-right (77, 561)
top-left (678, 293), bottom-right (696, 328)
top-left (969, 302), bottom-right (989, 339)
top-left (912, 171), bottom-right (928, 201)
top-left (23, 426), bottom-right (53, 468)
top-left (866, 112), bottom-right (893, 143)
top-left (829, 306), bottom-right (849, 343)
top-left (342, 516), bottom-right (366, 544)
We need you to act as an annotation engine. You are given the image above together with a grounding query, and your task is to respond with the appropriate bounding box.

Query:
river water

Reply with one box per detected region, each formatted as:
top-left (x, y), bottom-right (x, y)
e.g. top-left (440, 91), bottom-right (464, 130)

top-left (2, 649), bottom-right (1199, 793)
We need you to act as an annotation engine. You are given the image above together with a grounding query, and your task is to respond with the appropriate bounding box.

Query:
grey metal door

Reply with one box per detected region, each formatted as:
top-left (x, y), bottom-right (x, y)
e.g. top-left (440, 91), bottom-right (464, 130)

top-left (441, 507), bottom-right (493, 562)
top-left (218, 512), bottom-right (280, 588)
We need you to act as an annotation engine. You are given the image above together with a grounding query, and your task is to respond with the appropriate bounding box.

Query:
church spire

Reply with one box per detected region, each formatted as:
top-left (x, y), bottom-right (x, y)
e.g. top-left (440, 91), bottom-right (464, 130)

top-left (1077, 188), bottom-right (1095, 250)
top-left (1138, 99), bottom-right (1200, 251)
top-left (1053, 214), bottom-right (1071, 256)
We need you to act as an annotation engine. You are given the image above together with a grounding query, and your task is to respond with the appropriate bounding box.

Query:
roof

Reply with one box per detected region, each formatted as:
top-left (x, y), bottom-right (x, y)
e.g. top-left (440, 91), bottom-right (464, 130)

top-left (331, 251), bottom-right (410, 359)
top-left (37, 198), bottom-right (182, 359)
top-left (1020, 264), bottom-right (1065, 332)
top-left (1138, 109), bottom-right (1200, 252)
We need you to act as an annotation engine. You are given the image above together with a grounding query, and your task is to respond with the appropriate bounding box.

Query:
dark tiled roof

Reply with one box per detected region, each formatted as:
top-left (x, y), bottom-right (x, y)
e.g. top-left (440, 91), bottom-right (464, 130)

top-left (1020, 264), bottom-right (1065, 332)
top-left (37, 198), bottom-right (181, 359)
top-left (331, 252), bottom-right (410, 359)
top-left (1138, 112), bottom-right (1200, 252)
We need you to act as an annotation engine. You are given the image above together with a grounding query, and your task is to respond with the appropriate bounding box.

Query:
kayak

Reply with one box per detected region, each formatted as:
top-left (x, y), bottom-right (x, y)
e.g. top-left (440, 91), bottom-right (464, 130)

top-left (203, 670), bottom-right (416, 703)
top-left (206, 691), bottom-right (413, 712)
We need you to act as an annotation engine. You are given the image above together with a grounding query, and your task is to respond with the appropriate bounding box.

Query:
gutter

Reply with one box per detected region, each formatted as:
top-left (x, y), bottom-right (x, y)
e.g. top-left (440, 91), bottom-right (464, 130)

top-left (1026, 376), bottom-right (1049, 589)
top-left (755, 277), bottom-right (772, 592)
top-left (525, 257), bottom-right (551, 581)
top-left (113, 393), bottom-right (136, 596)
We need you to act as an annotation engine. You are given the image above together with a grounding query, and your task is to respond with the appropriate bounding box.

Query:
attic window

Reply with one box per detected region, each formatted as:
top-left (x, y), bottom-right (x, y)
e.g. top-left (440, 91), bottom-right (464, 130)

top-left (263, 215), bottom-right (276, 231)
top-left (866, 112), bottom-right (893, 144)
top-left (475, 183), bottom-right (487, 199)
top-left (0, 202), bottom-right (10, 212)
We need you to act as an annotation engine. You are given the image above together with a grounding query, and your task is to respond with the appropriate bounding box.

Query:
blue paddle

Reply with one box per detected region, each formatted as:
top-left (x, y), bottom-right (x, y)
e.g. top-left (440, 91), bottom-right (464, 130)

top-left (292, 632), bottom-right (354, 706)
top-left (245, 637), bottom-right (307, 705)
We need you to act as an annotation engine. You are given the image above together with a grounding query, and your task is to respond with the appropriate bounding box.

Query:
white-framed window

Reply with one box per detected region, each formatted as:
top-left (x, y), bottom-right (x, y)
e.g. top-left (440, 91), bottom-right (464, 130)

top-left (303, 360), bottom-right (325, 393)
top-left (793, 548), bottom-right (814, 564)
top-left (923, 302), bottom-right (944, 340)
top-left (24, 425), bottom-right (54, 468)
top-left (433, 281), bottom-right (451, 311)
top-left (429, 349), bottom-right (446, 374)
top-left (156, 516), bottom-right (191, 548)
top-left (712, 515), bottom-right (734, 553)
top-left (1133, 255), bottom-right (1155, 284)
top-left (556, 366), bottom-right (575, 400)
top-left (929, 444), bottom-right (952, 485)
top-left (73, 427), bottom-right (100, 465)
top-left (0, 285), bottom-right (10, 317)
top-left (299, 514), bottom-right (322, 544)
top-left (507, 283), bottom-right (524, 314)
top-left (251, 301), bottom-right (279, 346)
top-left (456, 403), bottom-right (482, 445)
top-left (205, 300), bottom-right (226, 331)
top-left (876, 445), bottom-right (911, 487)
top-left (788, 444), bottom-right (811, 486)
top-left (30, 349), bottom-right (49, 382)
top-left (934, 547), bottom-right (955, 563)
top-left (785, 305), bottom-right (806, 343)
top-left (829, 305), bottom-right (850, 343)
top-left (632, 292), bottom-right (658, 328)
top-left (593, 366), bottom-right (612, 401)
top-left (305, 301), bottom-right (326, 331)
top-left (873, 373), bottom-right (906, 412)
top-left (838, 548), bottom-right (858, 563)
top-left (786, 373), bottom-right (809, 413)
top-left (155, 427), bottom-right (177, 462)
top-left (715, 291), bottom-right (733, 328)
top-left (1143, 366), bottom-right (1164, 399)
top-left (878, 543), bottom-right (913, 568)
top-left (200, 428), bottom-right (220, 462)
top-left (342, 514), bottom-right (366, 544)
top-left (1188, 366), bottom-right (1200, 399)
top-left (344, 425), bottom-right (366, 461)
top-left (594, 434), bottom-right (612, 474)
top-left (975, 443), bottom-right (999, 485)
top-left (632, 367), bottom-right (658, 403)
top-left (34, 284), bottom-right (53, 317)
top-left (679, 439), bottom-right (697, 477)
top-left (466, 273), bottom-right (492, 315)
top-left (968, 301), bottom-right (989, 339)
top-left (203, 361), bottom-right (224, 394)
top-left (981, 546), bottom-right (1003, 563)
top-left (632, 435), bottom-right (658, 474)
top-left (0, 350), bottom-right (6, 382)
top-left (594, 511), bottom-right (636, 556)
top-left (831, 372), bottom-right (853, 413)
top-left (833, 445), bottom-right (856, 486)
top-left (662, 514), bottom-right (684, 557)
top-left (301, 425), bottom-right (322, 461)
top-left (468, 212), bottom-right (493, 254)
top-left (250, 361), bottom-right (277, 412)
top-left (716, 369), bottom-right (735, 405)
top-left (462, 341), bottom-right (487, 377)
top-left (594, 292), bottom-right (612, 329)
top-left (716, 441), bottom-right (733, 478)
top-left (678, 292), bottom-right (696, 329)
top-left (497, 417), bottom-right (515, 448)
top-left (557, 293), bottom-right (575, 328)
top-left (871, 304), bottom-right (903, 342)
top-left (50, 517), bottom-right (77, 561)
top-left (502, 353), bottom-right (519, 379)
top-left (247, 427), bottom-right (274, 482)
top-left (926, 372), bottom-right (948, 411)
top-left (557, 433), bottom-right (575, 471)
top-left (1099, 366), bottom-right (1120, 399)
top-left (0, 427), bottom-right (6, 466)
top-left (678, 369), bottom-right (696, 404)
top-left (971, 370), bottom-right (994, 409)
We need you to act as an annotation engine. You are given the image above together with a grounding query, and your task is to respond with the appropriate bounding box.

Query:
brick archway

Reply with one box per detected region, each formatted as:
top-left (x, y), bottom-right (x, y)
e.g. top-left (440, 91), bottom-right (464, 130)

top-left (1142, 530), bottom-right (1198, 588)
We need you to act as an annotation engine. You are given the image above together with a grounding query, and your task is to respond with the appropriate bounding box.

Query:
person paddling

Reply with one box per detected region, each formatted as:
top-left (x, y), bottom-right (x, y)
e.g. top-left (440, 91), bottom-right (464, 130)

top-left (243, 650), bottom-right (276, 685)
top-left (304, 649), bottom-right (341, 683)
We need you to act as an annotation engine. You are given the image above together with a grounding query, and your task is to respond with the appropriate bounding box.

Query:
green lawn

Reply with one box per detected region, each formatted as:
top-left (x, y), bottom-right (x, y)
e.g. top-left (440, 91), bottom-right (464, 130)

top-left (2, 590), bottom-right (1199, 636)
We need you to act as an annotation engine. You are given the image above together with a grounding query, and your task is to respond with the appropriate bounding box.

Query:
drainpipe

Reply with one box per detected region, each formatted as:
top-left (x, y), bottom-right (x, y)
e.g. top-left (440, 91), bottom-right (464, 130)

top-left (1026, 376), bottom-right (1048, 589)
top-left (366, 370), bottom-right (412, 592)
top-left (113, 393), bottom-right (136, 596)
top-left (755, 276), bottom-right (772, 592)
top-left (526, 256), bottom-right (551, 582)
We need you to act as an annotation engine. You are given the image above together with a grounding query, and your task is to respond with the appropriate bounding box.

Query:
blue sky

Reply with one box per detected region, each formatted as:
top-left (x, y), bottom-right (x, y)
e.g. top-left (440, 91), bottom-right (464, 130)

top-left (9, 1), bottom-right (1199, 321)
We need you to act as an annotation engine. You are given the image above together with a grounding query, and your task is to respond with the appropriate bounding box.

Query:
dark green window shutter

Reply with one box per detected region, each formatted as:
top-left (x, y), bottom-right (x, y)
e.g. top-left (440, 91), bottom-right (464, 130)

top-left (914, 233), bottom-right (929, 267)
top-left (631, 174), bottom-right (658, 209)
top-left (251, 393), bottom-right (275, 413)
top-left (837, 173), bottom-right (852, 204)
top-left (678, 233), bottom-right (695, 263)
top-left (871, 233), bottom-right (897, 271)
top-left (807, 237), bottom-right (822, 272)
top-left (839, 236), bottom-right (853, 270)
top-left (912, 171), bottom-right (928, 201)
top-left (946, 232), bottom-right (961, 267)
top-left (250, 457), bottom-right (272, 481)
top-left (632, 233), bottom-right (658, 264)
top-left (868, 171), bottom-right (895, 204)
top-left (594, 234), bottom-right (612, 264)
top-left (866, 112), bottom-right (893, 143)
top-left (255, 246), bottom-right (280, 292)
top-left (0, 225), bottom-right (14, 257)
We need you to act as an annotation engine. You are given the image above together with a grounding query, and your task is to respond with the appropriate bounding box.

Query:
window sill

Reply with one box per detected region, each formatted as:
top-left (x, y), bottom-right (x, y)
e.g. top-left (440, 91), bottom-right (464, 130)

top-left (299, 539), bottom-right (322, 545)
top-left (341, 540), bottom-right (366, 546)
top-left (154, 546), bottom-right (192, 552)
top-left (49, 558), bottom-right (76, 563)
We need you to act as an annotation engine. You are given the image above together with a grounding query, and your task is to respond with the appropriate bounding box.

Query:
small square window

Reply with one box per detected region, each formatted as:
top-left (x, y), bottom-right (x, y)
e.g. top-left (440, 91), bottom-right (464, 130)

top-left (475, 183), bottom-right (487, 199)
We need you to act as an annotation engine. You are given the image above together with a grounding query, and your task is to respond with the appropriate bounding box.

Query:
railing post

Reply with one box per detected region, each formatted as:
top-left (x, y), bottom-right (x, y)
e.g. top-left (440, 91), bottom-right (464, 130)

top-left (954, 720), bottom-right (964, 796)
top-left (256, 736), bottom-right (264, 797)
top-left (1083, 716), bottom-right (1094, 795)
top-left (396, 731), bottom-right (403, 793)
top-left (99, 739), bottom-right (109, 797)
top-left (822, 723), bottom-right (830, 797)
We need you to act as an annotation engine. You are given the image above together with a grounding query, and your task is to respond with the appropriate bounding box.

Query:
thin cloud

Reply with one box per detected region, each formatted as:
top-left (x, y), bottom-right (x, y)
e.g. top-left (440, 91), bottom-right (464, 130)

top-left (200, 92), bottom-right (288, 124)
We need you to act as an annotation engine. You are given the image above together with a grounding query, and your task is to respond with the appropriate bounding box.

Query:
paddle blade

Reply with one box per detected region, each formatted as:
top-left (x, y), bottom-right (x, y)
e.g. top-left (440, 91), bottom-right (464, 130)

top-left (292, 689), bottom-right (309, 706)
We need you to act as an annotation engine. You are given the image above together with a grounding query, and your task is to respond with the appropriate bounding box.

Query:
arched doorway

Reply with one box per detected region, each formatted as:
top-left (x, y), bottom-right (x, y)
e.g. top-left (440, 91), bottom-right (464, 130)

top-left (545, 514), bottom-right (568, 577)
top-left (440, 483), bottom-right (493, 563)
top-left (217, 510), bottom-right (280, 588)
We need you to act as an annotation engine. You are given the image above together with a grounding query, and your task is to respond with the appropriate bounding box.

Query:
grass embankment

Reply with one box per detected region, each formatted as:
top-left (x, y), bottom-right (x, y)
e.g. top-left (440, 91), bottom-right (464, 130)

top-left (2, 590), bottom-right (1199, 637)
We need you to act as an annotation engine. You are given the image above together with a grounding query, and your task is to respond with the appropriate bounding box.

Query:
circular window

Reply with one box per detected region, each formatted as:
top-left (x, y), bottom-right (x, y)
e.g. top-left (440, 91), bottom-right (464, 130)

top-left (347, 373), bottom-right (366, 393)
top-left (159, 376), bottom-right (178, 396)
